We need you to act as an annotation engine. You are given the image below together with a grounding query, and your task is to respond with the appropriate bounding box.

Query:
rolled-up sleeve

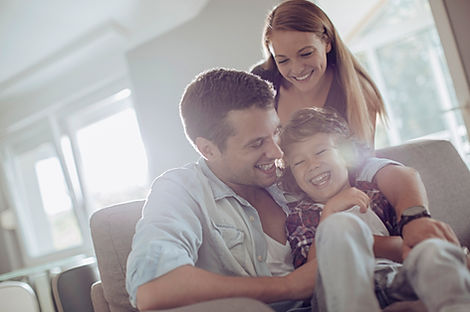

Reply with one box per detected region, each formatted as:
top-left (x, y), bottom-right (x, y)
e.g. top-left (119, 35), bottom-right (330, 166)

top-left (125, 170), bottom-right (204, 307)
top-left (357, 157), bottom-right (402, 182)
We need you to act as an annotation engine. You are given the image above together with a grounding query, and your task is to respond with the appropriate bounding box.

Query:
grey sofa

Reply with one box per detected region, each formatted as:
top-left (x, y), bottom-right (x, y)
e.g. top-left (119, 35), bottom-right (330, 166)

top-left (90, 139), bottom-right (470, 312)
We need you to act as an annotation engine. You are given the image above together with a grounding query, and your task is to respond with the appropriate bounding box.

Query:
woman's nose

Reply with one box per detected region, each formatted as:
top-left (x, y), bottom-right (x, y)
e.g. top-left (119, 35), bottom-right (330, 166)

top-left (290, 59), bottom-right (304, 75)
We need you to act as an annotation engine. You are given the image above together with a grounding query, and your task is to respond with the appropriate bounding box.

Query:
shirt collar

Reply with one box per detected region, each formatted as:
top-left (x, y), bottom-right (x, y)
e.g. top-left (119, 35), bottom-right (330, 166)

top-left (197, 157), bottom-right (240, 201)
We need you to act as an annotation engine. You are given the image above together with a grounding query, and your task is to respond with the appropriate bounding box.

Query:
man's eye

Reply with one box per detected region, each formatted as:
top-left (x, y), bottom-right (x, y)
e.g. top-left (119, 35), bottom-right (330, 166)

top-left (301, 52), bottom-right (312, 57)
top-left (251, 140), bottom-right (263, 148)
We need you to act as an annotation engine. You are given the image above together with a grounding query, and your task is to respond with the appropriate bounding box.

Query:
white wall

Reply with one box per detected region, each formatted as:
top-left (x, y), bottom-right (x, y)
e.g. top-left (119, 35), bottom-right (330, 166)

top-left (127, 0), bottom-right (279, 178)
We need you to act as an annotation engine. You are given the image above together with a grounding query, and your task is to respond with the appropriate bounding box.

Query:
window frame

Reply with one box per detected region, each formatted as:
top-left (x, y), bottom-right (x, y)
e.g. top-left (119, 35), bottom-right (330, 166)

top-left (0, 78), bottom-right (146, 266)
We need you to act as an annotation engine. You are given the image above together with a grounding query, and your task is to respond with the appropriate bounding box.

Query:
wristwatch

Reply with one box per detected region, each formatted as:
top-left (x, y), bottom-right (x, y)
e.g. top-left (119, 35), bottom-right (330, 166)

top-left (398, 205), bottom-right (431, 237)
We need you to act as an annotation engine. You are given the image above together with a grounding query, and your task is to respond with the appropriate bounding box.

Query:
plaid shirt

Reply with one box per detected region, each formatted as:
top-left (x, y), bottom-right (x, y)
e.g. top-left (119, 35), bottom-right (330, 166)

top-left (286, 181), bottom-right (399, 268)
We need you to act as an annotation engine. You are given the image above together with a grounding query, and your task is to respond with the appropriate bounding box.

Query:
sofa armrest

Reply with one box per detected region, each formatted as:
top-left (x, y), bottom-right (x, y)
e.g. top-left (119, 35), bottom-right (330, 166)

top-left (91, 281), bottom-right (111, 312)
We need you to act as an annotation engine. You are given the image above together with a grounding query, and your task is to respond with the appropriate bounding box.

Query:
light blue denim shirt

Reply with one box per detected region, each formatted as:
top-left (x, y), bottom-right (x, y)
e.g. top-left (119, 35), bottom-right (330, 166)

top-left (125, 158), bottom-right (291, 306)
top-left (125, 157), bottom-right (398, 307)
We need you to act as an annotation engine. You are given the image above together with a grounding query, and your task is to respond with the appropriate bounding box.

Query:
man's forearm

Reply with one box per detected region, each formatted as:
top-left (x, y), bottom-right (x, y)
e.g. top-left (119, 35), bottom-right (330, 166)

top-left (136, 263), bottom-right (316, 311)
top-left (374, 164), bottom-right (461, 253)
top-left (374, 165), bottom-right (428, 219)
top-left (373, 235), bottom-right (402, 262)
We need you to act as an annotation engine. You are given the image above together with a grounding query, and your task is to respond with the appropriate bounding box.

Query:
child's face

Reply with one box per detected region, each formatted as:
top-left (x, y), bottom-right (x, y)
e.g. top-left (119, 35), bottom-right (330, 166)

top-left (285, 133), bottom-right (350, 203)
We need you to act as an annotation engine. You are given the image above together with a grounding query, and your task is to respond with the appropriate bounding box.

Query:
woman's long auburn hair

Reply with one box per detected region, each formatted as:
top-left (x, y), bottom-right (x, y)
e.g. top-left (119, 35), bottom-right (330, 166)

top-left (259, 0), bottom-right (386, 146)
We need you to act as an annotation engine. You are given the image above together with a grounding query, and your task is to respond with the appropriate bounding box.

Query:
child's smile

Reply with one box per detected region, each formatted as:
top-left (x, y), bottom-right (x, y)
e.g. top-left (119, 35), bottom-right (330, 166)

top-left (286, 133), bottom-right (350, 203)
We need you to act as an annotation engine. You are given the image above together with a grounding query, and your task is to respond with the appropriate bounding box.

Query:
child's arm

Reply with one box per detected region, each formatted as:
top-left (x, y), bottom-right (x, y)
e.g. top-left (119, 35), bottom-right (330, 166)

top-left (307, 243), bottom-right (317, 262)
top-left (373, 235), bottom-right (403, 262)
top-left (321, 187), bottom-right (370, 222)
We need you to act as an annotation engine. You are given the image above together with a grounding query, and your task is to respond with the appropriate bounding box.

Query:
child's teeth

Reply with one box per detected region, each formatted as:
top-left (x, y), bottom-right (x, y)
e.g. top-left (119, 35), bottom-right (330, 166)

top-left (310, 172), bottom-right (329, 185)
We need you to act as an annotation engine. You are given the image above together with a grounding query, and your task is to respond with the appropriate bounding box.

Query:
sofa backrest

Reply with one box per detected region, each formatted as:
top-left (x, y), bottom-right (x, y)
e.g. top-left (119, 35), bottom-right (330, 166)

top-left (90, 200), bottom-right (144, 312)
top-left (376, 139), bottom-right (470, 247)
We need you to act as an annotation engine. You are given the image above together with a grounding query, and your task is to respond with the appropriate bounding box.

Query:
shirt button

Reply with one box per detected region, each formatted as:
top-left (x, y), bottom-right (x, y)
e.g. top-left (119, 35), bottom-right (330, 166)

top-left (249, 216), bottom-right (255, 222)
top-left (258, 255), bottom-right (263, 262)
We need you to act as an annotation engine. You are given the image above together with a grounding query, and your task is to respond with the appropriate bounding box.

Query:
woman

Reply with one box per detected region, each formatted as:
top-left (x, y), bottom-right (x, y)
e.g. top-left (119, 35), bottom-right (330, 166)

top-left (251, 0), bottom-right (386, 147)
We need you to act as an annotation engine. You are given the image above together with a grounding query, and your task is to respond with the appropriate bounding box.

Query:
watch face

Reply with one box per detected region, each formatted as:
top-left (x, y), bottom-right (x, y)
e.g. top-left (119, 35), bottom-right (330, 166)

top-left (403, 206), bottom-right (427, 216)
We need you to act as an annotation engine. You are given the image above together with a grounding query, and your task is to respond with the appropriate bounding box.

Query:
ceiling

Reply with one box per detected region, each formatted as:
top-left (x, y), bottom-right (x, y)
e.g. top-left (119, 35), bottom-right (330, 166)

top-left (0, 0), bottom-right (377, 101)
top-left (0, 0), bottom-right (209, 99)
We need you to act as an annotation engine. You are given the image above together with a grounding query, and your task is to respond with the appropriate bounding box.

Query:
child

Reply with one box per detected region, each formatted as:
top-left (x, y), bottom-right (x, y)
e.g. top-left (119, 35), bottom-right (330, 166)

top-left (279, 107), bottom-right (399, 268)
top-left (279, 107), bottom-right (470, 311)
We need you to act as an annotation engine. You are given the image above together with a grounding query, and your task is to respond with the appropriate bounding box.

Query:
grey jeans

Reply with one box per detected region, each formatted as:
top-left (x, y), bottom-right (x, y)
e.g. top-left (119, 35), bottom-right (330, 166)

top-left (314, 212), bottom-right (470, 312)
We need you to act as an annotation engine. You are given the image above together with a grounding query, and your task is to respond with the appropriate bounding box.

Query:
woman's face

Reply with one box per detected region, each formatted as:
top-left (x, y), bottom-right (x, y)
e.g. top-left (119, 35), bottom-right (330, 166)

top-left (269, 30), bottom-right (331, 92)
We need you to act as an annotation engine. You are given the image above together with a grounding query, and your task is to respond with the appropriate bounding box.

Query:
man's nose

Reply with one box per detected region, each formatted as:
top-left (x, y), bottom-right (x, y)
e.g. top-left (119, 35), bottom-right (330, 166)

top-left (266, 139), bottom-right (283, 159)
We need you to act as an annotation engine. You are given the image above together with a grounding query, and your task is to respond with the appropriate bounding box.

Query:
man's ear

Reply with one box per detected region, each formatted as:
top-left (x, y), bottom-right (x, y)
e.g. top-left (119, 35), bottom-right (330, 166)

top-left (195, 137), bottom-right (221, 160)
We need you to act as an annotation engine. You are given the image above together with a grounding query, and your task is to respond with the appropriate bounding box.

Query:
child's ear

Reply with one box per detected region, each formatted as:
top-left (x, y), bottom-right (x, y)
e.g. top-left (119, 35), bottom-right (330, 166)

top-left (195, 137), bottom-right (221, 160)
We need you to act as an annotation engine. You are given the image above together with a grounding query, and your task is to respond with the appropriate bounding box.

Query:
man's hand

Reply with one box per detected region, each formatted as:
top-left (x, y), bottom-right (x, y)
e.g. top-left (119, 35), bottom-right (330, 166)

top-left (401, 217), bottom-right (460, 259)
top-left (321, 187), bottom-right (370, 221)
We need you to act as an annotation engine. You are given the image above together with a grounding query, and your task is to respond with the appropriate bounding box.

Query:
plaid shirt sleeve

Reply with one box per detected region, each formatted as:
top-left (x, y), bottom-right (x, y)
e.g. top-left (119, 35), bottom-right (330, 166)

top-left (285, 200), bottom-right (323, 268)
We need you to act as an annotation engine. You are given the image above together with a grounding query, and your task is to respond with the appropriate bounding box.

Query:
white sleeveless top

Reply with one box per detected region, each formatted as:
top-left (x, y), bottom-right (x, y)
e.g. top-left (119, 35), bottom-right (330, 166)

top-left (345, 205), bottom-right (390, 236)
top-left (264, 234), bottom-right (295, 276)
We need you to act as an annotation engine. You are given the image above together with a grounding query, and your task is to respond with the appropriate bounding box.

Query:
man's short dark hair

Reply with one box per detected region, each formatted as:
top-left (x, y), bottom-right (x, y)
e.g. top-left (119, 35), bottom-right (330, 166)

top-left (180, 68), bottom-right (275, 151)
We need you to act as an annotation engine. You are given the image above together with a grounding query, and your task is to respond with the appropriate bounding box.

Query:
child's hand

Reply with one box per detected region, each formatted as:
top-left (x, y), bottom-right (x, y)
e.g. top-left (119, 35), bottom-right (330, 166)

top-left (321, 187), bottom-right (370, 221)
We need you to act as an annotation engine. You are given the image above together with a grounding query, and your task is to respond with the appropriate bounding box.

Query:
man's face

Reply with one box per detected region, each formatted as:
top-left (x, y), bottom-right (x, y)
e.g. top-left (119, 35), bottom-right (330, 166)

top-left (285, 133), bottom-right (349, 203)
top-left (209, 106), bottom-right (283, 193)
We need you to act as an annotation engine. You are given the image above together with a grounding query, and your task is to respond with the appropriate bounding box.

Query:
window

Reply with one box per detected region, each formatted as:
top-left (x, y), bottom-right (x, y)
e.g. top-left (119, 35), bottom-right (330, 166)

top-left (0, 86), bottom-right (149, 265)
top-left (66, 95), bottom-right (149, 214)
top-left (2, 121), bottom-right (84, 263)
top-left (348, 0), bottom-right (469, 165)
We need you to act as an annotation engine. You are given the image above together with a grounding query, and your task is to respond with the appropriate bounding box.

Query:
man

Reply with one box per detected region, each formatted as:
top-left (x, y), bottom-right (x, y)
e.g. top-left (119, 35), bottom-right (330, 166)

top-left (126, 68), bottom-right (463, 311)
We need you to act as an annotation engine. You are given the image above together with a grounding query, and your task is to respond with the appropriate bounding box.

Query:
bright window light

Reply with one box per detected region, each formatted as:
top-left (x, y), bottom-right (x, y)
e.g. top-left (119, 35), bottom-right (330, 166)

top-left (76, 107), bottom-right (149, 212)
top-left (36, 157), bottom-right (72, 215)
top-left (34, 156), bottom-right (83, 252)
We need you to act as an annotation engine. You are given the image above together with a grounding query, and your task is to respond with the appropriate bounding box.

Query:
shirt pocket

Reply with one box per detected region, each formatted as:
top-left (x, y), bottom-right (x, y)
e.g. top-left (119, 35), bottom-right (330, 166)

top-left (212, 222), bottom-right (245, 249)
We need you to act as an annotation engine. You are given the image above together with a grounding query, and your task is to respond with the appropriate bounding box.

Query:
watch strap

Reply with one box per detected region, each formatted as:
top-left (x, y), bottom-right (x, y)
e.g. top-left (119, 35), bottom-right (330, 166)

top-left (398, 205), bottom-right (431, 237)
